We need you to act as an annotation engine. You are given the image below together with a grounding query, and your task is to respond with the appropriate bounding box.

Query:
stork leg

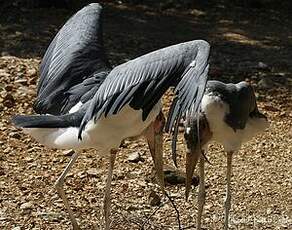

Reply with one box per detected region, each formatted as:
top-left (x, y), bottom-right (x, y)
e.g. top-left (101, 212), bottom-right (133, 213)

top-left (224, 151), bottom-right (233, 230)
top-left (55, 151), bottom-right (80, 230)
top-left (103, 150), bottom-right (117, 230)
top-left (144, 111), bottom-right (165, 192)
top-left (197, 154), bottom-right (205, 230)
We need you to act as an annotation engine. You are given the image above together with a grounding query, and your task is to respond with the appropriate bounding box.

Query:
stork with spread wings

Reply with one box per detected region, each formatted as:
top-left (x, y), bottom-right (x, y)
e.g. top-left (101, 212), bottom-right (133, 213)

top-left (12, 3), bottom-right (210, 229)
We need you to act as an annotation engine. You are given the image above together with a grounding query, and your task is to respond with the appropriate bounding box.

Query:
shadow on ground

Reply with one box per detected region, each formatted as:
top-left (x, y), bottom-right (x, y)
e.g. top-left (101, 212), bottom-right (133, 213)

top-left (0, 1), bottom-right (291, 80)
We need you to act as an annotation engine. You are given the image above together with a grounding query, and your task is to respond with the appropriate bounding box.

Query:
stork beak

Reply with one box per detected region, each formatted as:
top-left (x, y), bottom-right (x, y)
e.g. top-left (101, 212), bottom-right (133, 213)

top-left (185, 140), bottom-right (201, 200)
top-left (184, 114), bottom-right (211, 200)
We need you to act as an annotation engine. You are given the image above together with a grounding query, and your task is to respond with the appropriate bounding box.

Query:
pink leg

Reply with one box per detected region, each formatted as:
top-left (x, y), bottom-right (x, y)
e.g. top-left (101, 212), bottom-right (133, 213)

top-left (55, 151), bottom-right (80, 230)
top-left (144, 111), bottom-right (165, 192)
top-left (103, 150), bottom-right (117, 230)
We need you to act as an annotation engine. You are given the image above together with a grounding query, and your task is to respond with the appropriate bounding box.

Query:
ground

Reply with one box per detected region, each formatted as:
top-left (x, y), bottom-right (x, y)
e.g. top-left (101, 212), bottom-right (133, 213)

top-left (0, 1), bottom-right (291, 230)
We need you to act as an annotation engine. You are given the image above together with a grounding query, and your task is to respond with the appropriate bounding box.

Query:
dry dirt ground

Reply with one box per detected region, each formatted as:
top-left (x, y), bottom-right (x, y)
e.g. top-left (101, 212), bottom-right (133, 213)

top-left (0, 2), bottom-right (291, 230)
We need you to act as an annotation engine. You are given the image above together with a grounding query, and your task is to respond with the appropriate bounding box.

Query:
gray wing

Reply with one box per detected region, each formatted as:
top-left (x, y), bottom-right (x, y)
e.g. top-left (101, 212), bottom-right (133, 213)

top-left (34, 3), bottom-right (111, 115)
top-left (79, 40), bottom-right (210, 139)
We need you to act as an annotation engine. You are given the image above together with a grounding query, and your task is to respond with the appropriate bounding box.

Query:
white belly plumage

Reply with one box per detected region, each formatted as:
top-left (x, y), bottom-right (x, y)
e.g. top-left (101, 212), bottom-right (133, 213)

top-left (23, 101), bottom-right (162, 154)
top-left (201, 93), bottom-right (269, 152)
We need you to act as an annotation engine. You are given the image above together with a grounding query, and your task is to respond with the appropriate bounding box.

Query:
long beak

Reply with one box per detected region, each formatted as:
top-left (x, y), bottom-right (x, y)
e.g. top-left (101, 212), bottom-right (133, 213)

top-left (184, 113), bottom-right (211, 200)
top-left (185, 141), bottom-right (201, 200)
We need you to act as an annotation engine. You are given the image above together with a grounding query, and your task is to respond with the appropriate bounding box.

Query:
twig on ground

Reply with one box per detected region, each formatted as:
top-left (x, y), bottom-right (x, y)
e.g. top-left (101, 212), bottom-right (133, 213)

top-left (165, 191), bottom-right (182, 230)
top-left (140, 203), bottom-right (163, 230)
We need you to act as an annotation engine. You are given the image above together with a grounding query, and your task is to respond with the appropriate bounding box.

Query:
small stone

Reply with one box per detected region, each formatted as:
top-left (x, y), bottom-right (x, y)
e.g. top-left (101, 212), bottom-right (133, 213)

top-left (3, 93), bottom-right (15, 108)
top-left (26, 68), bottom-right (37, 77)
top-left (257, 78), bottom-right (274, 89)
top-left (20, 202), bottom-right (33, 210)
top-left (205, 204), bottom-right (213, 210)
top-left (24, 157), bottom-right (34, 163)
top-left (62, 149), bottom-right (75, 157)
top-left (127, 152), bottom-right (143, 163)
top-left (12, 227), bottom-right (21, 230)
top-left (164, 170), bottom-right (185, 185)
top-left (3, 148), bottom-right (11, 154)
top-left (5, 85), bottom-right (13, 91)
top-left (148, 190), bottom-right (161, 206)
top-left (15, 79), bottom-right (28, 85)
top-left (87, 168), bottom-right (100, 177)
top-left (258, 61), bottom-right (269, 70)
top-left (9, 132), bottom-right (21, 139)
top-left (164, 168), bottom-right (199, 186)
top-left (38, 211), bottom-right (63, 221)
top-left (0, 217), bottom-right (7, 221)
top-left (266, 208), bottom-right (272, 214)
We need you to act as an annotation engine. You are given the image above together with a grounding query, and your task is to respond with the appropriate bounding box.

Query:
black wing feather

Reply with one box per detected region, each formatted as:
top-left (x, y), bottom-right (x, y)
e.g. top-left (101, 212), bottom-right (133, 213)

top-left (78, 40), bottom-right (210, 140)
top-left (34, 3), bottom-right (111, 115)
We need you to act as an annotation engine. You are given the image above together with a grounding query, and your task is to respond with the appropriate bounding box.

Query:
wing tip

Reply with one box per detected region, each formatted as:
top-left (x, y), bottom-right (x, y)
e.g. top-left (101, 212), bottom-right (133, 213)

top-left (78, 123), bottom-right (84, 140)
top-left (87, 2), bottom-right (103, 10)
top-left (196, 39), bottom-right (210, 49)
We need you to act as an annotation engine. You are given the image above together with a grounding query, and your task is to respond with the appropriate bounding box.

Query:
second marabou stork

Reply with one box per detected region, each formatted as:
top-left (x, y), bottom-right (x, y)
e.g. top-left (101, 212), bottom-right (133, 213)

top-left (183, 80), bottom-right (269, 229)
top-left (12, 3), bottom-right (210, 230)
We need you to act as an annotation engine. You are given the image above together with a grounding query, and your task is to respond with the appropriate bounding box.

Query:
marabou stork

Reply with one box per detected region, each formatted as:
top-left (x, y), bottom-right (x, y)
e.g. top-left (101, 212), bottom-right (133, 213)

top-left (183, 80), bottom-right (269, 229)
top-left (11, 3), bottom-right (210, 229)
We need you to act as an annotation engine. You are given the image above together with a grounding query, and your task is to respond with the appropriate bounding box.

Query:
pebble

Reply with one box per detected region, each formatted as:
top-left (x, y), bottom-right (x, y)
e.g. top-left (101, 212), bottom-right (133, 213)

top-left (3, 93), bottom-right (15, 108)
top-left (164, 170), bottom-right (185, 185)
top-left (266, 208), bottom-right (272, 214)
top-left (257, 78), bottom-right (274, 89)
top-left (63, 149), bottom-right (75, 157)
top-left (20, 202), bottom-right (33, 210)
top-left (15, 79), bottom-right (28, 85)
top-left (149, 190), bottom-right (161, 206)
top-left (3, 147), bottom-right (11, 153)
top-left (127, 151), bottom-right (143, 163)
top-left (26, 68), bottom-right (37, 77)
top-left (12, 227), bottom-right (21, 230)
top-left (87, 168), bottom-right (100, 177)
top-left (38, 211), bottom-right (63, 221)
top-left (24, 157), bottom-right (34, 163)
top-left (9, 132), bottom-right (21, 139)
top-left (164, 169), bottom-right (199, 186)
top-left (257, 61), bottom-right (269, 70)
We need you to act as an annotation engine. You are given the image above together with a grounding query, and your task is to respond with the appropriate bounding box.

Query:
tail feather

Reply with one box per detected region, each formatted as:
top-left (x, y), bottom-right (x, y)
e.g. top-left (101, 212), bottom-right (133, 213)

top-left (11, 112), bottom-right (83, 129)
